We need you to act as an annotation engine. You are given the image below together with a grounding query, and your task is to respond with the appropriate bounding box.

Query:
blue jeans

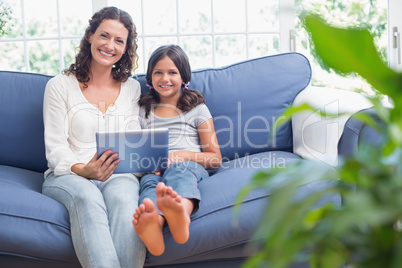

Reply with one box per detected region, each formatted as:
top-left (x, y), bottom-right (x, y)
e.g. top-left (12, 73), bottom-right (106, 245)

top-left (42, 172), bottom-right (146, 268)
top-left (139, 161), bottom-right (209, 214)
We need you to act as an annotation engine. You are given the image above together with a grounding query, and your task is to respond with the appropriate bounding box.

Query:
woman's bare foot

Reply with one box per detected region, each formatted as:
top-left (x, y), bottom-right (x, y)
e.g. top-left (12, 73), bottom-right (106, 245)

top-left (132, 198), bottom-right (165, 256)
top-left (156, 182), bottom-right (191, 244)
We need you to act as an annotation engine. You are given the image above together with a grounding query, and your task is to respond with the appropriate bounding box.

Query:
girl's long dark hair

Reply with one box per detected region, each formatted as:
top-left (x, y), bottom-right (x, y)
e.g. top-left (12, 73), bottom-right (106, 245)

top-left (139, 44), bottom-right (205, 118)
top-left (64, 6), bottom-right (138, 88)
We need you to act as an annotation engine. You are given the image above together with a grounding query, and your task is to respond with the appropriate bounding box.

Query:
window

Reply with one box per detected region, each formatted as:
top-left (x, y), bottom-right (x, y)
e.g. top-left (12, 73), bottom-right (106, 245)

top-left (0, 0), bottom-right (292, 75)
top-left (0, 0), bottom-right (92, 75)
top-left (294, 0), bottom-right (388, 97)
top-left (0, 0), bottom-right (397, 91)
top-left (106, 0), bottom-right (292, 73)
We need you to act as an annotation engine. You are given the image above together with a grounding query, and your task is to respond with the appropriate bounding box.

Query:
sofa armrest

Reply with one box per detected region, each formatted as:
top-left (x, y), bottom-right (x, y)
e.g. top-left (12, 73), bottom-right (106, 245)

top-left (338, 108), bottom-right (385, 157)
top-left (292, 86), bottom-right (373, 166)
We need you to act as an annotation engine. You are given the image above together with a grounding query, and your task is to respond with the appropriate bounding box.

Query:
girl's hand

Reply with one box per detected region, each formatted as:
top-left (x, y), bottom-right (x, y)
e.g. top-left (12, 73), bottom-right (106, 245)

top-left (71, 150), bottom-right (120, 181)
top-left (168, 151), bottom-right (191, 165)
top-left (166, 119), bottom-right (222, 169)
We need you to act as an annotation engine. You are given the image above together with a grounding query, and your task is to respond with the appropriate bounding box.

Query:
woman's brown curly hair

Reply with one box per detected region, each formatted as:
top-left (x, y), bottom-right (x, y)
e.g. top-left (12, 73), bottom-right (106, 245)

top-left (64, 6), bottom-right (138, 88)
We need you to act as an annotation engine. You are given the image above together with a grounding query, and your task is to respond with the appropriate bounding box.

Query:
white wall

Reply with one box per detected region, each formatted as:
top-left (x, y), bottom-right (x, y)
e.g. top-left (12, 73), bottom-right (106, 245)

top-left (92, 0), bottom-right (108, 13)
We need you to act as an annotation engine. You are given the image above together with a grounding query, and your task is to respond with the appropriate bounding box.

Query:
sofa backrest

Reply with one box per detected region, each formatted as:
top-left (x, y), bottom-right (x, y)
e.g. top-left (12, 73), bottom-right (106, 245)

top-left (136, 52), bottom-right (312, 161)
top-left (0, 71), bottom-right (51, 172)
top-left (0, 52), bottom-right (311, 173)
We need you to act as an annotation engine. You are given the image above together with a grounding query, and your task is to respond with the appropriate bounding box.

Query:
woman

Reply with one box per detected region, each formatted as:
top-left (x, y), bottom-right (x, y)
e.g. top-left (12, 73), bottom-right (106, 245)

top-left (42, 7), bottom-right (146, 268)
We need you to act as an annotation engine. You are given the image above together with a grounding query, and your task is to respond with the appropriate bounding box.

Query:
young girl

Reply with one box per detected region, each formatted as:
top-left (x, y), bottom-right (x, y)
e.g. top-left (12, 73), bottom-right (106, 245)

top-left (132, 44), bottom-right (222, 256)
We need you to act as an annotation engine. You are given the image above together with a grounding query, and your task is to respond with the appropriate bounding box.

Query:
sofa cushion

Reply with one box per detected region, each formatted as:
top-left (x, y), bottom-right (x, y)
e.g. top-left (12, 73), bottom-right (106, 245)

top-left (144, 152), bottom-right (340, 266)
top-left (213, 150), bottom-right (301, 175)
top-left (0, 165), bottom-right (79, 265)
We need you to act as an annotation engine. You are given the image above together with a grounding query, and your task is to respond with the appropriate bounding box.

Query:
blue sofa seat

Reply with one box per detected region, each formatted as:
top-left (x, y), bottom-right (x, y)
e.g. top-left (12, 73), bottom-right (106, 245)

top-left (0, 52), bottom-right (374, 267)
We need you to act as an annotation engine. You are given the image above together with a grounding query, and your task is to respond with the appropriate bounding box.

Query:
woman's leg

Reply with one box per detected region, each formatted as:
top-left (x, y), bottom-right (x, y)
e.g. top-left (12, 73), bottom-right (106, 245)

top-left (98, 173), bottom-right (146, 268)
top-left (42, 173), bottom-right (121, 268)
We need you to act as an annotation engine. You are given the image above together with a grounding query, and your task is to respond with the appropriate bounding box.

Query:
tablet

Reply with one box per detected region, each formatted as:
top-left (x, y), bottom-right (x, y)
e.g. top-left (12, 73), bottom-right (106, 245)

top-left (96, 128), bottom-right (169, 173)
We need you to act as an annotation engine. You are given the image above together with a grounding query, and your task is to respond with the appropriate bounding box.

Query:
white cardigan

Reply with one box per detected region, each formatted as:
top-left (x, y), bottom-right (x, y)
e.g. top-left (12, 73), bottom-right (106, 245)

top-left (43, 74), bottom-right (141, 177)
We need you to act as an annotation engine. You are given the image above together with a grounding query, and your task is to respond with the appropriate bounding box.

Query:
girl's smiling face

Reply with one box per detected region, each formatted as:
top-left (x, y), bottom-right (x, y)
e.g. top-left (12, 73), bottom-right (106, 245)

top-left (89, 19), bottom-right (128, 69)
top-left (151, 56), bottom-right (184, 103)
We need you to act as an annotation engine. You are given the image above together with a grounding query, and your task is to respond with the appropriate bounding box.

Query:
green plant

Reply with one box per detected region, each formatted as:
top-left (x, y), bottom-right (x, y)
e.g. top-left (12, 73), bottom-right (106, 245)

top-left (0, 0), bottom-right (13, 36)
top-left (239, 14), bottom-right (402, 268)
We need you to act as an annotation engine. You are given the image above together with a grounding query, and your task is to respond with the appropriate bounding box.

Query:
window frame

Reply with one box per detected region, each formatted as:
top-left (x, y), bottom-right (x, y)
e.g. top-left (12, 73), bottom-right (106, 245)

top-left (388, 0), bottom-right (402, 71)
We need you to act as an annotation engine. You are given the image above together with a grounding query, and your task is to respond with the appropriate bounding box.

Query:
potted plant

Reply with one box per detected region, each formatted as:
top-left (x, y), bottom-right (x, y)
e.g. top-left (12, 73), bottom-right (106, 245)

top-left (239, 14), bottom-right (402, 268)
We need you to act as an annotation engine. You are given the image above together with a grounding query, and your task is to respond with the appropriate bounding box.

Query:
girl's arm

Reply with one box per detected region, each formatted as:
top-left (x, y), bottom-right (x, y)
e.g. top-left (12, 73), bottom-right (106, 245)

top-left (169, 118), bottom-right (222, 170)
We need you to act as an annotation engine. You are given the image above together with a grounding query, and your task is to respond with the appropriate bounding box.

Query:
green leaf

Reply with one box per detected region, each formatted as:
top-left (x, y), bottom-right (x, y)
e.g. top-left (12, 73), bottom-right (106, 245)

top-left (302, 14), bottom-right (400, 98)
top-left (304, 203), bottom-right (335, 230)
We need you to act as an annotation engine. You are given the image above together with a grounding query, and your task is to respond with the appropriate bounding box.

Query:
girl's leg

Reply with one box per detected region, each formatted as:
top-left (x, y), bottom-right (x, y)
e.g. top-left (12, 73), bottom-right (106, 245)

top-left (155, 182), bottom-right (190, 244)
top-left (42, 173), bottom-right (121, 268)
top-left (138, 173), bottom-right (161, 208)
top-left (133, 174), bottom-right (165, 256)
top-left (98, 173), bottom-right (146, 268)
top-left (158, 161), bottom-right (209, 243)
top-left (162, 161), bottom-right (209, 213)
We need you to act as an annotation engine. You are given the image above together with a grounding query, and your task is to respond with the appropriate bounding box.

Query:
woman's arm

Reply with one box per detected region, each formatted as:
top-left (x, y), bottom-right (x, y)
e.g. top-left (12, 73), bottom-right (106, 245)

top-left (44, 77), bottom-right (81, 176)
top-left (44, 77), bottom-right (119, 180)
top-left (169, 118), bottom-right (222, 169)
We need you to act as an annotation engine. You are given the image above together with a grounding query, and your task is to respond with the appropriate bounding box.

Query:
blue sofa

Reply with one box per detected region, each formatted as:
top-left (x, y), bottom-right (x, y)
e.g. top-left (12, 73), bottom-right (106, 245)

top-left (0, 52), bottom-right (377, 267)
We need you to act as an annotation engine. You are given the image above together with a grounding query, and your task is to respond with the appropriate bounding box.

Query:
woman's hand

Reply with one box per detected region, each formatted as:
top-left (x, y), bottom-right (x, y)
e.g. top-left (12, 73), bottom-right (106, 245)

top-left (71, 150), bottom-right (120, 181)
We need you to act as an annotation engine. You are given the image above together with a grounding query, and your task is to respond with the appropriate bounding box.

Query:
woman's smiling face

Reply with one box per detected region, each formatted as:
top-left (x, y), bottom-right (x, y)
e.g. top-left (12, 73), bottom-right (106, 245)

top-left (89, 19), bottom-right (128, 69)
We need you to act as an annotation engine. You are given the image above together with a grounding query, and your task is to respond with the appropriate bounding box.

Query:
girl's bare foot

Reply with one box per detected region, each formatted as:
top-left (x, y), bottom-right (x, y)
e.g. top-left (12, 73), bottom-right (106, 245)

top-left (132, 198), bottom-right (165, 256)
top-left (155, 182), bottom-right (190, 244)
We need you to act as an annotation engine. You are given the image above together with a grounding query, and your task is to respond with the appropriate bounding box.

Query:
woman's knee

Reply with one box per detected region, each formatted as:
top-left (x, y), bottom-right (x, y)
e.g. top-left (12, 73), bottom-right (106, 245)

top-left (99, 178), bottom-right (140, 217)
top-left (102, 174), bottom-right (141, 202)
top-left (43, 174), bottom-right (104, 210)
